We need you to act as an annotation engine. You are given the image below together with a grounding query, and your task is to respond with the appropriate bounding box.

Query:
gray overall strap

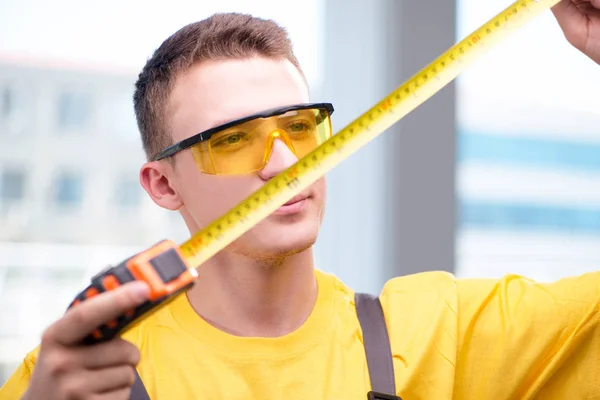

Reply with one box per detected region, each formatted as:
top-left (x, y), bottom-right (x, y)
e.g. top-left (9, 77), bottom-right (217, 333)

top-left (355, 292), bottom-right (398, 398)
top-left (130, 369), bottom-right (150, 400)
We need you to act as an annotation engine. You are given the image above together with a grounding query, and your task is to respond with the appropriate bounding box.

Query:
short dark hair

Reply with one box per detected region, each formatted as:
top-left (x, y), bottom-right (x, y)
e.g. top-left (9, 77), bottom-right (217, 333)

top-left (133, 12), bottom-right (305, 161)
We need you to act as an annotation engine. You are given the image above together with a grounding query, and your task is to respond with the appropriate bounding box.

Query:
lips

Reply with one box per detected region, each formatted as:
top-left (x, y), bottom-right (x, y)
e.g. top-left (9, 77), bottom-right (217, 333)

top-left (283, 193), bottom-right (308, 206)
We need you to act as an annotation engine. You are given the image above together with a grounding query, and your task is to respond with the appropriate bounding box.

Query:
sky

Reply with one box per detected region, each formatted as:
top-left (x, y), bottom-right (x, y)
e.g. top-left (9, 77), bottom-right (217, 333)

top-left (0, 0), bottom-right (324, 85)
top-left (455, 0), bottom-right (600, 140)
top-left (0, 0), bottom-right (599, 139)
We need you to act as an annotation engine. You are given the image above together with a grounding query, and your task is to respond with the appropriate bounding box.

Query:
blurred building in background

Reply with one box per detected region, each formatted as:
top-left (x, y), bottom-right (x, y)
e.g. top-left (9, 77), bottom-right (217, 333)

top-left (454, 0), bottom-right (600, 281)
top-left (0, 54), bottom-right (189, 245)
top-left (0, 55), bottom-right (189, 379)
top-left (1, 0), bottom-right (600, 386)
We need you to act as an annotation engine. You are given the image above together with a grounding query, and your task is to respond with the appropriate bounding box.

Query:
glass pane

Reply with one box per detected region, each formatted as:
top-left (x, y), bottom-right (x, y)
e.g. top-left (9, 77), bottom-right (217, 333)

top-left (57, 91), bottom-right (91, 131)
top-left (54, 172), bottom-right (83, 207)
top-left (0, 169), bottom-right (25, 203)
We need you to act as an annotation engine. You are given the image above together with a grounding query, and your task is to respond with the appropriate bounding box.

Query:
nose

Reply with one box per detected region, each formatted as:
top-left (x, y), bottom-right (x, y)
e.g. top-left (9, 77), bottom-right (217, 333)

top-left (258, 138), bottom-right (299, 181)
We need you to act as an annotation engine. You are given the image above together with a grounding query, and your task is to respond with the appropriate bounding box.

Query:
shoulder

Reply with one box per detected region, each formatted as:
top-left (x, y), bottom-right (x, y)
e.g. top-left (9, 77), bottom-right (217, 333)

top-left (315, 268), bottom-right (355, 296)
top-left (314, 268), bottom-right (460, 314)
top-left (379, 270), bottom-right (458, 311)
top-left (0, 345), bottom-right (39, 397)
top-left (378, 271), bottom-right (459, 330)
top-left (315, 268), bottom-right (460, 326)
top-left (376, 272), bottom-right (460, 395)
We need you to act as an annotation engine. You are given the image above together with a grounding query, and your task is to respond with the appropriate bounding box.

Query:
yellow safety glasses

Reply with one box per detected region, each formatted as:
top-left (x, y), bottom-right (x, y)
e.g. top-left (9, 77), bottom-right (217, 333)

top-left (153, 103), bottom-right (334, 175)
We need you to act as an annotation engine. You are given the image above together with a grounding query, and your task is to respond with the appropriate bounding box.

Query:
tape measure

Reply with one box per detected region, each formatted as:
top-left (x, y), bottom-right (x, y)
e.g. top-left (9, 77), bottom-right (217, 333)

top-left (69, 0), bottom-right (561, 344)
top-left (178, 0), bottom-right (561, 267)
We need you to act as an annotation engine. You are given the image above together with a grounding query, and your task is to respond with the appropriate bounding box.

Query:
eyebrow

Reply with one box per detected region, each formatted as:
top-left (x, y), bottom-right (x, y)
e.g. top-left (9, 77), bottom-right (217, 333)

top-left (211, 109), bottom-right (303, 128)
top-left (209, 118), bottom-right (234, 129)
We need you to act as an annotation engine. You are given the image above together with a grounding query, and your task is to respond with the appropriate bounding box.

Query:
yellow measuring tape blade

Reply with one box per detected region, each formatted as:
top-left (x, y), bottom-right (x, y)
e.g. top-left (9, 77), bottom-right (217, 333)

top-left (178, 0), bottom-right (561, 268)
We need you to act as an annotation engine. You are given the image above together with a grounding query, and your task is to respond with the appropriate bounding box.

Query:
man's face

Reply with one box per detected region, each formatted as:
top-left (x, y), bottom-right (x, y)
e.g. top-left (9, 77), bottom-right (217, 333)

top-left (142, 56), bottom-right (327, 260)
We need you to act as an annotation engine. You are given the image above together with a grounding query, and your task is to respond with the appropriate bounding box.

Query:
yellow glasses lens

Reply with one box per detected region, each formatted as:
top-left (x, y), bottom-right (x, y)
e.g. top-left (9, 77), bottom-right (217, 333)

top-left (190, 108), bottom-right (332, 175)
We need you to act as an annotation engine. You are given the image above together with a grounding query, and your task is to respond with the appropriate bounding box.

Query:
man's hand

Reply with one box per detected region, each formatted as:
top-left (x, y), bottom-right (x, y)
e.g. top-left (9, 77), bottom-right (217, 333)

top-left (552, 0), bottom-right (600, 64)
top-left (22, 281), bottom-right (150, 400)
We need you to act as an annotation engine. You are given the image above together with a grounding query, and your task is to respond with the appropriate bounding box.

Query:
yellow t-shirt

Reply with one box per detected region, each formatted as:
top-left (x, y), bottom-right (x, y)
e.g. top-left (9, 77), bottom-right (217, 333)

top-left (1, 269), bottom-right (599, 399)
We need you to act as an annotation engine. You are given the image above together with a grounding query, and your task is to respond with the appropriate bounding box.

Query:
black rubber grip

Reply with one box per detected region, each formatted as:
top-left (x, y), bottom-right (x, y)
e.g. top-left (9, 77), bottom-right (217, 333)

top-left (66, 249), bottom-right (194, 345)
top-left (81, 286), bottom-right (190, 345)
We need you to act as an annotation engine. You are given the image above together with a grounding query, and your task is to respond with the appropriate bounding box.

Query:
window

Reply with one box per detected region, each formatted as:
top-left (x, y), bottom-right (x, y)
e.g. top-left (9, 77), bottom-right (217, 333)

top-left (0, 82), bottom-right (31, 137)
top-left (1, 87), bottom-right (12, 119)
top-left (54, 172), bottom-right (84, 207)
top-left (57, 91), bottom-right (91, 131)
top-left (0, 170), bottom-right (25, 203)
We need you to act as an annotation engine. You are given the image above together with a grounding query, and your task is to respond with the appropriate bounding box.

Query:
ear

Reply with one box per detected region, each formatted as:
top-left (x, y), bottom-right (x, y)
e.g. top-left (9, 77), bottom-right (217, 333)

top-left (140, 161), bottom-right (183, 211)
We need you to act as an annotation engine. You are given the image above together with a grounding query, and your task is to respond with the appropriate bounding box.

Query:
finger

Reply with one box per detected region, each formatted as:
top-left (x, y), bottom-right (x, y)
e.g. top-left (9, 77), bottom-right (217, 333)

top-left (45, 281), bottom-right (150, 345)
top-left (90, 387), bottom-right (131, 400)
top-left (592, 0), bottom-right (600, 9)
top-left (551, 0), bottom-right (587, 46)
top-left (551, 0), bottom-right (578, 22)
top-left (73, 338), bottom-right (140, 368)
top-left (85, 365), bottom-right (137, 393)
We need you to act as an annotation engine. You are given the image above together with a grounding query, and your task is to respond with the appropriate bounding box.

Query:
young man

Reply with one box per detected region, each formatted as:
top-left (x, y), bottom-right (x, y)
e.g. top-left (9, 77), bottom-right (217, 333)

top-left (2, 1), bottom-right (600, 399)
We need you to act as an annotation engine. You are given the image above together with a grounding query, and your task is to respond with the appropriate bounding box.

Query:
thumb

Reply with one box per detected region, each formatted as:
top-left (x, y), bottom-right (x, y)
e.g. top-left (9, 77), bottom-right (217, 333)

top-left (47, 281), bottom-right (150, 345)
top-left (592, 0), bottom-right (600, 9)
top-left (551, 0), bottom-right (578, 21)
top-left (551, 0), bottom-right (587, 48)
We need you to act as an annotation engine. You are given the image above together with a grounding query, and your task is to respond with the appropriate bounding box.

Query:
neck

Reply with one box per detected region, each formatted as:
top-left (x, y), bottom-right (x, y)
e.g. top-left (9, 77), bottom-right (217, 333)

top-left (186, 247), bottom-right (317, 338)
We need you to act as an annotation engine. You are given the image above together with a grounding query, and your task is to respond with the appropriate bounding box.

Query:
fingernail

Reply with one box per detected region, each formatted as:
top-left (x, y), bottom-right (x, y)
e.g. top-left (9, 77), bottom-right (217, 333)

top-left (130, 281), bottom-right (150, 301)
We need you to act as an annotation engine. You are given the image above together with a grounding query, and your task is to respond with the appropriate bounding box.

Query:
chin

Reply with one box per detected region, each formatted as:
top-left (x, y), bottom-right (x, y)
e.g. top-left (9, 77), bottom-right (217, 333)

top-left (233, 200), bottom-right (323, 260)
top-left (259, 221), bottom-right (319, 259)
